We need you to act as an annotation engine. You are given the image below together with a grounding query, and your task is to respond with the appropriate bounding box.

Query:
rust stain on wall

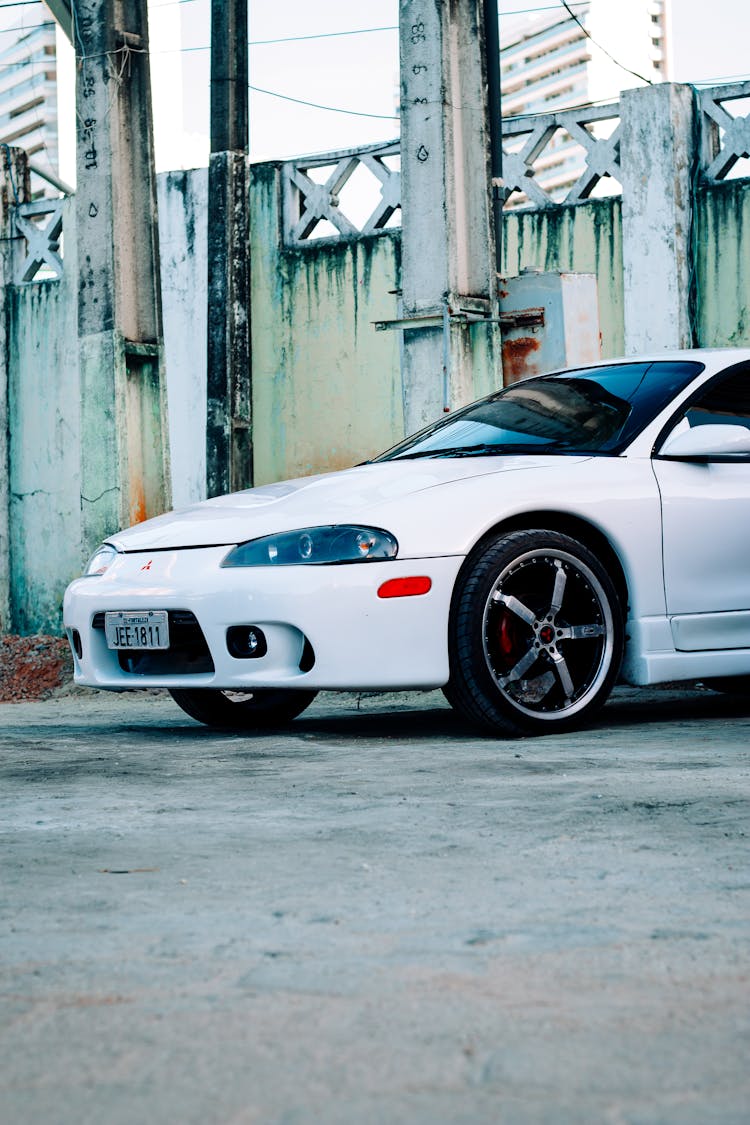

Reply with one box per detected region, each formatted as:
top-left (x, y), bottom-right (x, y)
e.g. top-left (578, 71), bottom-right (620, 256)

top-left (502, 335), bottom-right (541, 383)
top-left (129, 476), bottom-right (147, 526)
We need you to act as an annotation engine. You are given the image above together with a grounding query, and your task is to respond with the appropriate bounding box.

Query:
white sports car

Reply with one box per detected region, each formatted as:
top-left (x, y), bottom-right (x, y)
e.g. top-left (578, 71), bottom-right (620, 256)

top-left (64, 348), bottom-right (750, 735)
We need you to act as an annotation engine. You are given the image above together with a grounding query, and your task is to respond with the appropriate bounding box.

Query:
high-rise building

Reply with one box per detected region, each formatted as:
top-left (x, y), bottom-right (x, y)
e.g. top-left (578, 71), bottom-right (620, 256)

top-left (500, 0), bottom-right (671, 199)
top-left (0, 7), bottom-right (66, 196)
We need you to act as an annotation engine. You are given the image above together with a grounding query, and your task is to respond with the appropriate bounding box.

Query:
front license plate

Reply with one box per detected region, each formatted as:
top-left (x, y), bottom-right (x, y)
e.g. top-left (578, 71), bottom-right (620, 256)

top-left (105, 610), bottom-right (170, 650)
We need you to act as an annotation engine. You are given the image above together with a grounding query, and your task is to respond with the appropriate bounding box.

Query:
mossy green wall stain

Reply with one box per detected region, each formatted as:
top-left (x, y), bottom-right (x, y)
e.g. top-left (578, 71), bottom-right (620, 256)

top-left (250, 165), bottom-right (403, 483)
top-left (8, 279), bottom-right (81, 634)
top-left (695, 181), bottom-right (750, 347)
top-left (164, 170), bottom-right (198, 256)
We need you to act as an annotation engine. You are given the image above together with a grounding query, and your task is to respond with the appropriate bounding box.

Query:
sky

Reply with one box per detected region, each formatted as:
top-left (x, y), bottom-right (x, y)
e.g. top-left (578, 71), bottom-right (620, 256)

top-left (158, 0), bottom-right (401, 169)
top-left (147, 0), bottom-right (750, 172)
top-left (9, 0), bottom-right (750, 179)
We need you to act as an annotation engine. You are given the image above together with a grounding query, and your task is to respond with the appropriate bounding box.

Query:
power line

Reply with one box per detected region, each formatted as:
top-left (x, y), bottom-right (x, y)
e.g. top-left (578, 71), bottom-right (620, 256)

top-left (250, 84), bottom-right (398, 121)
top-left (0, 52), bottom-right (58, 68)
top-left (691, 71), bottom-right (750, 86)
top-left (502, 1), bottom-right (588, 14)
top-left (0, 19), bottom-right (52, 34)
top-left (558, 0), bottom-right (653, 87)
top-left (167, 30), bottom-right (397, 52)
top-left (249, 26), bottom-right (396, 46)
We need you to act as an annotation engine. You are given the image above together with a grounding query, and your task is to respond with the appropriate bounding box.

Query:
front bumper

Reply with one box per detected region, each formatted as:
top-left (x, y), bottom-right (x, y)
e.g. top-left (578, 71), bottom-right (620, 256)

top-left (63, 546), bottom-right (463, 692)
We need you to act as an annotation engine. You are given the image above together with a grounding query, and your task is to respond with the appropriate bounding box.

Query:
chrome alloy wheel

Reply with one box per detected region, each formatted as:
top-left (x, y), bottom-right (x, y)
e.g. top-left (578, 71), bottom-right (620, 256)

top-left (482, 548), bottom-right (615, 722)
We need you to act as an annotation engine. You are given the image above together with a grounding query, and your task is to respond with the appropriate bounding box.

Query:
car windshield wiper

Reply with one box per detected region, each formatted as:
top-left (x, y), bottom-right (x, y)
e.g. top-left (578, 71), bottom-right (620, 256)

top-left (392, 442), bottom-right (557, 460)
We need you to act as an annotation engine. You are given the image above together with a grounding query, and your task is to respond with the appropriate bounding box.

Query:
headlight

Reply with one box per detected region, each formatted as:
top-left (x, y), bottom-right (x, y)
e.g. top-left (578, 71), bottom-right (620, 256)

top-left (221, 525), bottom-right (398, 567)
top-left (83, 544), bottom-right (118, 576)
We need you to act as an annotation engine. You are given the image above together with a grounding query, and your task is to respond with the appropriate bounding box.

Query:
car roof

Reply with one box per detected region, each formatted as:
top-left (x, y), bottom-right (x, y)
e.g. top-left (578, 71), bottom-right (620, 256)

top-left (542, 347), bottom-right (750, 377)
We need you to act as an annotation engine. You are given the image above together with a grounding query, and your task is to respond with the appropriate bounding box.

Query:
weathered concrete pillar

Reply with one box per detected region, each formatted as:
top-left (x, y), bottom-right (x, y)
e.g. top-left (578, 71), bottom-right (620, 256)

top-left (75, 0), bottom-right (170, 556)
top-left (398, 0), bottom-right (499, 432)
top-left (206, 0), bottom-right (251, 497)
top-left (0, 148), bottom-right (29, 631)
top-left (206, 151), bottom-right (251, 497)
top-left (620, 83), bottom-right (699, 353)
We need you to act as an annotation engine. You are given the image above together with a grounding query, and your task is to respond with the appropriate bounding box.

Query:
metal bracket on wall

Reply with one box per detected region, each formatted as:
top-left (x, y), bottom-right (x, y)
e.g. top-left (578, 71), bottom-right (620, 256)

top-left (373, 297), bottom-right (496, 333)
top-left (123, 341), bottom-right (160, 359)
top-left (373, 299), bottom-right (497, 413)
top-left (498, 307), bottom-right (546, 330)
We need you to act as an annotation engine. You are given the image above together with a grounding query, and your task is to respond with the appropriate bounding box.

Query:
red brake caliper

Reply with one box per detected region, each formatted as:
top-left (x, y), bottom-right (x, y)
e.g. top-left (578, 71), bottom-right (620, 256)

top-left (497, 609), bottom-right (518, 666)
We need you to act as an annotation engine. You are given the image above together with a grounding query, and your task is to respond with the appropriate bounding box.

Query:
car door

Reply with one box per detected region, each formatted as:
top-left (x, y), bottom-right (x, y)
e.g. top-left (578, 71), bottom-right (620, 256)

top-left (652, 363), bottom-right (750, 652)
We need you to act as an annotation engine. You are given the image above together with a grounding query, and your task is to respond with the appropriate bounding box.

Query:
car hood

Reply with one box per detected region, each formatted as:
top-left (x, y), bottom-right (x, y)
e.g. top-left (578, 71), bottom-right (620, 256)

top-left (109, 456), bottom-right (589, 554)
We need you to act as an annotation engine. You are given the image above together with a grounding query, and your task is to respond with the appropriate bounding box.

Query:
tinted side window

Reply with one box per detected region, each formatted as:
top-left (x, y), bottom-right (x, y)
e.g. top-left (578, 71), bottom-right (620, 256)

top-left (684, 364), bottom-right (750, 432)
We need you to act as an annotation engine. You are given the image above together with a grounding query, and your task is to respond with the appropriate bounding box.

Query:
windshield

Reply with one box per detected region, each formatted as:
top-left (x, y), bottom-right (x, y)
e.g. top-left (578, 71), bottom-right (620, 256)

top-left (374, 361), bottom-right (703, 461)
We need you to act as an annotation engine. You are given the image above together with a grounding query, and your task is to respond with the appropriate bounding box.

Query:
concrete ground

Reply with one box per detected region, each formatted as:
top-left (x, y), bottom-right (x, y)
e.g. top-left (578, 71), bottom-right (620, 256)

top-left (0, 683), bottom-right (748, 1124)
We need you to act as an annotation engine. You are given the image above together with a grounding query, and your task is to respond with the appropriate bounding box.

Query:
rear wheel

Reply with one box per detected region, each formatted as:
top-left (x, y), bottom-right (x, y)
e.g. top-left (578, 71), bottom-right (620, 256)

top-left (169, 687), bottom-right (317, 730)
top-left (445, 529), bottom-right (624, 735)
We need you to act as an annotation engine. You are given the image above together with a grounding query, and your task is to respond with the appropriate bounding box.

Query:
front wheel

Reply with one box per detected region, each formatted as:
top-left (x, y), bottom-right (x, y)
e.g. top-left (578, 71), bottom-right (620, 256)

top-left (445, 530), bottom-right (624, 736)
top-left (169, 687), bottom-right (318, 730)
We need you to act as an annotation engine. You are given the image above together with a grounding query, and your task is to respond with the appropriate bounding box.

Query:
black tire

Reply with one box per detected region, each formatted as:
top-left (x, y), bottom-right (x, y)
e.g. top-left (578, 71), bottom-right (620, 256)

top-left (704, 677), bottom-right (750, 697)
top-left (169, 687), bottom-right (317, 730)
top-left (445, 529), bottom-right (624, 736)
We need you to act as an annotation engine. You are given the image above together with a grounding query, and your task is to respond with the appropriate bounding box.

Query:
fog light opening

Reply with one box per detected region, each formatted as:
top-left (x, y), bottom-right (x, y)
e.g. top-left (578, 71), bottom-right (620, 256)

top-left (299, 636), bottom-right (315, 673)
top-left (70, 629), bottom-right (82, 660)
top-left (227, 625), bottom-right (268, 660)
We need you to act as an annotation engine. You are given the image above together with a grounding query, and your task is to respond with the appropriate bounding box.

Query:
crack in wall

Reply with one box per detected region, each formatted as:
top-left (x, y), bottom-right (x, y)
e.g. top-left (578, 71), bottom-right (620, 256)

top-left (11, 489), bottom-right (56, 500)
top-left (80, 486), bottom-right (121, 506)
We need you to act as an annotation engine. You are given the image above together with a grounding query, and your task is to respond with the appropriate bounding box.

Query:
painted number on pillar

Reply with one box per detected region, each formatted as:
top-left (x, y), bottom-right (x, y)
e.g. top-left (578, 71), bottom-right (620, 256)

top-left (81, 117), bottom-right (98, 170)
top-left (412, 63), bottom-right (427, 105)
top-left (79, 60), bottom-right (99, 174)
top-left (405, 10), bottom-right (431, 157)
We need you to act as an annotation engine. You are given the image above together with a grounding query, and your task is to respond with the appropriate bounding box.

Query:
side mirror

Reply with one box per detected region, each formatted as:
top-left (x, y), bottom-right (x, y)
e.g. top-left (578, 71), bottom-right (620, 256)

top-left (659, 423), bottom-right (750, 459)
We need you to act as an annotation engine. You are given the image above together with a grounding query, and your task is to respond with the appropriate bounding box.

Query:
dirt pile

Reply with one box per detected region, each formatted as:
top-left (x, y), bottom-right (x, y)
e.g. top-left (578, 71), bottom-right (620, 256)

top-left (0, 635), bottom-right (73, 702)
